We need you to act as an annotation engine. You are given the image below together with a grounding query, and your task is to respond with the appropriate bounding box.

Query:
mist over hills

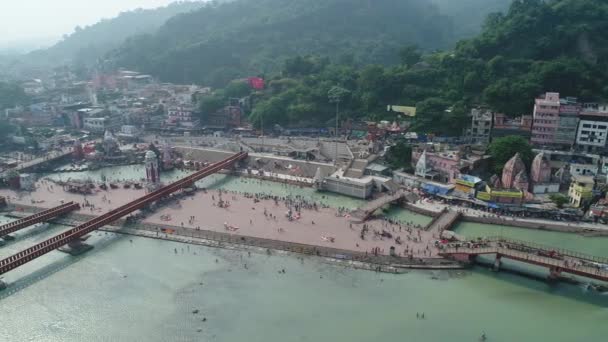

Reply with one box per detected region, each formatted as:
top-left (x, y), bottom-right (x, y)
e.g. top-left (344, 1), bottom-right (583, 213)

top-left (107, 0), bottom-right (512, 86)
top-left (3, 1), bottom-right (205, 75)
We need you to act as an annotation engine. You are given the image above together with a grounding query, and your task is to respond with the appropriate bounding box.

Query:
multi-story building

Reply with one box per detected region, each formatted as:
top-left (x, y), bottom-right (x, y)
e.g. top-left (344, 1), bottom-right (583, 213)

top-left (575, 104), bottom-right (608, 153)
top-left (555, 98), bottom-right (581, 147)
top-left (166, 105), bottom-right (199, 128)
top-left (469, 108), bottom-right (492, 144)
top-left (531, 93), bottom-right (581, 149)
top-left (83, 117), bottom-right (110, 132)
top-left (531, 92), bottom-right (561, 147)
top-left (568, 175), bottom-right (594, 208)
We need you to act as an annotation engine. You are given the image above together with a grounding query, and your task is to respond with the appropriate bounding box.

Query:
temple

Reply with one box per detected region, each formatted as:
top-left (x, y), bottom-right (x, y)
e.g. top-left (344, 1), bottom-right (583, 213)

top-left (501, 153), bottom-right (526, 189)
top-left (415, 150), bottom-right (434, 179)
top-left (103, 130), bottom-right (119, 157)
top-left (145, 150), bottom-right (160, 185)
top-left (530, 153), bottom-right (552, 184)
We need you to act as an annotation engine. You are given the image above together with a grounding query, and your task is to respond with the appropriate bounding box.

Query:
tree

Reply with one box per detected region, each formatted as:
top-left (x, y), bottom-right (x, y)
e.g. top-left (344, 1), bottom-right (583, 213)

top-left (385, 140), bottom-right (412, 170)
top-left (224, 80), bottom-right (251, 99)
top-left (399, 45), bottom-right (421, 68)
top-left (198, 95), bottom-right (225, 115)
top-left (488, 135), bottom-right (534, 174)
top-left (549, 194), bottom-right (569, 209)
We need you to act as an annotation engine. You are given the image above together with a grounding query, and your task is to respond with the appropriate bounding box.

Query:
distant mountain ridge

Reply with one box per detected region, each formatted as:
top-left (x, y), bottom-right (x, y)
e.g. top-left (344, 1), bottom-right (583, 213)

top-left (14, 1), bottom-right (206, 69)
top-left (105, 0), bottom-right (474, 86)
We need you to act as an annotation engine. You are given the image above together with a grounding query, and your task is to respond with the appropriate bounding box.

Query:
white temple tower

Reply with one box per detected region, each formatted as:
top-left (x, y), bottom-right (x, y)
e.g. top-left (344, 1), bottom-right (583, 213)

top-left (145, 150), bottom-right (160, 184)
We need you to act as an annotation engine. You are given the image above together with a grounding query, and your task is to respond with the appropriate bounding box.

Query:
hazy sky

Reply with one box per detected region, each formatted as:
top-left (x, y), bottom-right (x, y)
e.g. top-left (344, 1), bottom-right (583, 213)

top-left (0, 0), bottom-right (181, 45)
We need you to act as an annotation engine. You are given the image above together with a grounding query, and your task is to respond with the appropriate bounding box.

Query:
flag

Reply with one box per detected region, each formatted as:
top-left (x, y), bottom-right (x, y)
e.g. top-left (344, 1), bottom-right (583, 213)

top-left (248, 77), bottom-right (265, 90)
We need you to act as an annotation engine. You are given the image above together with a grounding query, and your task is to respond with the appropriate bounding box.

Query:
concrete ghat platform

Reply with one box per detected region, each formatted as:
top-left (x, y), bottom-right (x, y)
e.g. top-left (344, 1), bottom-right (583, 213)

top-left (4, 208), bottom-right (465, 273)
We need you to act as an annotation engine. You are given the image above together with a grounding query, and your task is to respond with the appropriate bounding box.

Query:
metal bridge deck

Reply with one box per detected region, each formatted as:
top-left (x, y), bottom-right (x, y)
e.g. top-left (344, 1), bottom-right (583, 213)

top-left (0, 202), bottom-right (80, 238)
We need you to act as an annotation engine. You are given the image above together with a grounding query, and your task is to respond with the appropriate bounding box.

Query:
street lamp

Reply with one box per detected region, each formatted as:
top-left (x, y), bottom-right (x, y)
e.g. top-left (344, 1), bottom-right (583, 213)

top-left (328, 86), bottom-right (350, 166)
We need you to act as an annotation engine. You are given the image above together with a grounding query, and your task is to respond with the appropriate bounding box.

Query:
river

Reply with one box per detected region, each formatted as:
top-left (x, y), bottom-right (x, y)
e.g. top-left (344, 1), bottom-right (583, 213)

top-left (0, 165), bottom-right (606, 341)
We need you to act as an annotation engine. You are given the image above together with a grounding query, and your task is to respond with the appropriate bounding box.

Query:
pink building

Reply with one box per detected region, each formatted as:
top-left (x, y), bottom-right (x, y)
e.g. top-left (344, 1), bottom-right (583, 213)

top-left (531, 92), bottom-right (561, 146)
top-left (412, 150), bottom-right (461, 183)
top-left (531, 92), bottom-right (581, 148)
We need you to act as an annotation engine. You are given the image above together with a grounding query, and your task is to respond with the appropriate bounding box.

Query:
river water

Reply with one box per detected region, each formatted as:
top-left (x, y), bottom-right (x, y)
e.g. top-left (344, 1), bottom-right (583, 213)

top-left (0, 165), bottom-right (606, 341)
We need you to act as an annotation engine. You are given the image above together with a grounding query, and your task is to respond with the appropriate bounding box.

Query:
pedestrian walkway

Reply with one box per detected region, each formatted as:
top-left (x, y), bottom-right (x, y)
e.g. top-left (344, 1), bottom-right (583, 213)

top-left (351, 190), bottom-right (414, 222)
top-left (425, 209), bottom-right (461, 233)
top-left (439, 237), bottom-right (608, 282)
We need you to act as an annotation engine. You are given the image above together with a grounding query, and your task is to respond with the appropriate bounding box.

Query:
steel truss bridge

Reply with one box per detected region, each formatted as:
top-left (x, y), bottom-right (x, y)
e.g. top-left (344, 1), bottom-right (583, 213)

top-left (0, 152), bottom-right (247, 276)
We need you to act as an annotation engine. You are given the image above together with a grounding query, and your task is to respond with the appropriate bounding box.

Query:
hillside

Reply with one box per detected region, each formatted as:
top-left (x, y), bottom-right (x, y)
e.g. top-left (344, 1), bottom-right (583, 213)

top-left (107, 0), bottom-right (459, 86)
top-left (16, 1), bottom-right (205, 69)
top-left (233, 0), bottom-right (608, 134)
top-left (430, 0), bottom-right (512, 38)
top-left (450, 0), bottom-right (608, 114)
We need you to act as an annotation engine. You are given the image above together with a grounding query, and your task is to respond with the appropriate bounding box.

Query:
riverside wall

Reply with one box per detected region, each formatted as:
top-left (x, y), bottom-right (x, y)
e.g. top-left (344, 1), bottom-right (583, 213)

top-left (460, 215), bottom-right (608, 236)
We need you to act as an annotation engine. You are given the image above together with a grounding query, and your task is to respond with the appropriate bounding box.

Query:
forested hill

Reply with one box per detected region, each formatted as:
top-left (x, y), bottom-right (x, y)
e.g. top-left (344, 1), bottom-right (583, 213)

top-left (449, 0), bottom-right (608, 115)
top-left (107, 0), bottom-right (460, 86)
top-left (19, 1), bottom-right (205, 68)
top-left (237, 0), bottom-right (608, 135)
top-left (430, 0), bottom-right (512, 39)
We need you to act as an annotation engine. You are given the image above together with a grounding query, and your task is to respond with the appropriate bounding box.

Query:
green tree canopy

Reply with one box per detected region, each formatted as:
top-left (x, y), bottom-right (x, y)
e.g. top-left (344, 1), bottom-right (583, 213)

top-left (385, 140), bottom-right (413, 170)
top-left (224, 80), bottom-right (252, 99)
top-left (549, 193), bottom-right (569, 209)
top-left (197, 95), bottom-right (225, 122)
top-left (488, 135), bottom-right (534, 174)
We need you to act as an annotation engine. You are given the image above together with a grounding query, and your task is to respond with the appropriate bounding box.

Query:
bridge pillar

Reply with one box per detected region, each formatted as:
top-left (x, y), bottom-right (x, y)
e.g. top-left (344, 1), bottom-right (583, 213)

top-left (0, 279), bottom-right (6, 291)
top-left (58, 240), bottom-right (94, 256)
top-left (493, 255), bottom-right (502, 272)
top-left (548, 266), bottom-right (562, 280)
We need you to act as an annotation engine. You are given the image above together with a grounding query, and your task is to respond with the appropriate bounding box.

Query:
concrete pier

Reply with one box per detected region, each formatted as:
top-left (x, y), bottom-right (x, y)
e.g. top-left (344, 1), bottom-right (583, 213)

top-left (493, 255), bottom-right (502, 271)
top-left (58, 241), bottom-right (94, 256)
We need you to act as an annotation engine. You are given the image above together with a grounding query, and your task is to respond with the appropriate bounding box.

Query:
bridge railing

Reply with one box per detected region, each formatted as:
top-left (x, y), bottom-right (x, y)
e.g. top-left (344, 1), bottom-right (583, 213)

top-left (452, 236), bottom-right (608, 265)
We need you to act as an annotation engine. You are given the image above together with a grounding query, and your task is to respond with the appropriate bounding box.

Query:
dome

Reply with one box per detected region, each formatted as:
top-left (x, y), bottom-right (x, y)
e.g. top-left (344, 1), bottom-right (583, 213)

top-left (145, 150), bottom-right (157, 159)
top-left (504, 153), bottom-right (525, 173)
top-left (502, 153), bottom-right (526, 189)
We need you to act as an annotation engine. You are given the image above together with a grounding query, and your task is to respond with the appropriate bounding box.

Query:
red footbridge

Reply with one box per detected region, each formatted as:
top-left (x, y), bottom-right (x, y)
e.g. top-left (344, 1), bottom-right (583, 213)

top-left (0, 152), bottom-right (247, 277)
top-left (0, 202), bottom-right (80, 239)
top-left (439, 237), bottom-right (608, 282)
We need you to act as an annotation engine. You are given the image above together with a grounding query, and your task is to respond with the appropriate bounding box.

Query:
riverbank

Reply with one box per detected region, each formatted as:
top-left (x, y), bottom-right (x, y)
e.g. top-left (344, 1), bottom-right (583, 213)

top-left (405, 199), bottom-right (608, 236)
top-left (33, 157), bottom-right (608, 236)
top-left (3, 205), bottom-right (463, 274)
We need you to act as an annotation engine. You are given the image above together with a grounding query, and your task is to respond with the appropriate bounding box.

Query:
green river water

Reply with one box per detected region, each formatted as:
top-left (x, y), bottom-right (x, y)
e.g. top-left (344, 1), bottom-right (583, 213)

top-left (0, 165), bottom-right (606, 341)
